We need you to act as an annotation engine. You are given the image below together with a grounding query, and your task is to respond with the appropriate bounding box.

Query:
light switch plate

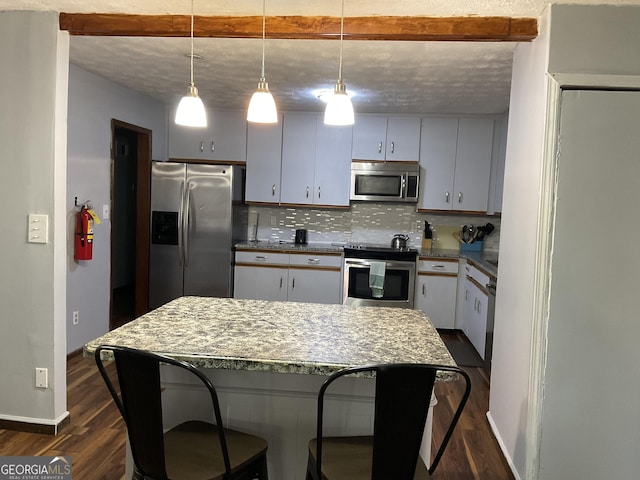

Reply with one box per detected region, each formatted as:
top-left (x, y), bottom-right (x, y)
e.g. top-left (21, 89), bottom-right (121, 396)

top-left (35, 367), bottom-right (48, 388)
top-left (28, 214), bottom-right (48, 244)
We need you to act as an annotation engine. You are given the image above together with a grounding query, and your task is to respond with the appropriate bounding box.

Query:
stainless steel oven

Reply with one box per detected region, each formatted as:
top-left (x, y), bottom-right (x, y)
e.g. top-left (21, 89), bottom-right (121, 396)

top-left (343, 245), bottom-right (417, 308)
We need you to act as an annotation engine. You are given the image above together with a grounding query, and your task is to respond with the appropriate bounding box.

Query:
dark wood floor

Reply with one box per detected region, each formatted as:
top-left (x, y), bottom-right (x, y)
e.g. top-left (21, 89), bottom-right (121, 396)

top-left (0, 341), bottom-right (513, 480)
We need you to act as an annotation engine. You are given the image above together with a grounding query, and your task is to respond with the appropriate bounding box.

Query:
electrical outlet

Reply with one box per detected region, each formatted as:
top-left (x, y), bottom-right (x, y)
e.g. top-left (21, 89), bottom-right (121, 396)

top-left (72, 310), bottom-right (79, 326)
top-left (35, 368), bottom-right (48, 388)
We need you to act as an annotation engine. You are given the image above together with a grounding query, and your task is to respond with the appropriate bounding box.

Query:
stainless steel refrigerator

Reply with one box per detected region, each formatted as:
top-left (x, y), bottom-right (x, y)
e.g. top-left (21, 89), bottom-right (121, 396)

top-left (149, 162), bottom-right (247, 309)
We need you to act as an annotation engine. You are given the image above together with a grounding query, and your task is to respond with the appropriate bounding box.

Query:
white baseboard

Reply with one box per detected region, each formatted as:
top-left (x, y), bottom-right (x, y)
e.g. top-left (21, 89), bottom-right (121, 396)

top-left (0, 411), bottom-right (70, 434)
top-left (486, 411), bottom-right (522, 480)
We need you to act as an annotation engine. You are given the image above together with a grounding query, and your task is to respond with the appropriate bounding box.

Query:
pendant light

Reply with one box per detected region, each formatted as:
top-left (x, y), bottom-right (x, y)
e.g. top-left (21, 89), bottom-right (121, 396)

top-left (247, 0), bottom-right (278, 123)
top-left (175, 0), bottom-right (207, 127)
top-left (324, 0), bottom-right (354, 126)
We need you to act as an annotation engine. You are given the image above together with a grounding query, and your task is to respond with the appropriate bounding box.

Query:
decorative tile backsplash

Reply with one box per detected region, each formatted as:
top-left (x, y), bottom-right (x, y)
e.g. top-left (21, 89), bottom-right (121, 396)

top-left (249, 203), bottom-right (500, 252)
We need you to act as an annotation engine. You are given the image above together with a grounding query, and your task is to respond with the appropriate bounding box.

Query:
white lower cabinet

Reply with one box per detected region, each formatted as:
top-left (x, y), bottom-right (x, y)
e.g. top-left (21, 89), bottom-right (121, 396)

top-left (461, 263), bottom-right (491, 359)
top-left (287, 267), bottom-right (341, 304)
top-left (415, 257), bottom-right (459, 329)
top-left (234, 250), bottom-right (342, 304)
top-left (234, 251), bottom-right (289, 301)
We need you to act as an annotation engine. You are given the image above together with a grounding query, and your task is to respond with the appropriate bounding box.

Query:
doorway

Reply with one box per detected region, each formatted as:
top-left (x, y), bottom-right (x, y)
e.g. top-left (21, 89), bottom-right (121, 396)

top-left (110, 120), bottom-right (151, 330)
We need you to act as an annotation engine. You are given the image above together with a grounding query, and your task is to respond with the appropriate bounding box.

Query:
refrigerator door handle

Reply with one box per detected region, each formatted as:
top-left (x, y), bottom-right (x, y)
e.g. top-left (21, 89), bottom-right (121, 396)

top-left (178, 180), bottom-right (185, 266)
top-left (183, 182), bottom-right (192, 267)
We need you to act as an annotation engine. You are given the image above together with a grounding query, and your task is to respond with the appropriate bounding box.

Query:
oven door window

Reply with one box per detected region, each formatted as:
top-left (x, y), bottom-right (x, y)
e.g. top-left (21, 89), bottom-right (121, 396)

top-left (354, 174), bottom-right (402, 197)
top-left (347, 266), bottom-right (410, 301)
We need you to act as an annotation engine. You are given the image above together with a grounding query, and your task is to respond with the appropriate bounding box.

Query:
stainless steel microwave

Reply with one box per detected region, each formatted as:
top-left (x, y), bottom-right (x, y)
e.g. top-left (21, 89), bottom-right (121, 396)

top-left (350, 162), bottom-right (420, 203)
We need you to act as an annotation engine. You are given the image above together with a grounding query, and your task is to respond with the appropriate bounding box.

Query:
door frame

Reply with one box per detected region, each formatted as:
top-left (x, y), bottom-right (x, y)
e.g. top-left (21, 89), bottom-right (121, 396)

top-left (110, 119), bottom-right (152, 324)
top-left (525, 73), bottom-right (640, 479)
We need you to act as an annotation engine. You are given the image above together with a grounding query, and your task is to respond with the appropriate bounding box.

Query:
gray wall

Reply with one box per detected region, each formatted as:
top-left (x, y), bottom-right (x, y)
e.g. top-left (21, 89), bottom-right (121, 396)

top-left (66, 64), bottom-right (166, 354)
top-left (488, 6), bottom-right (551, 476)
top-left (0, 11), bottom-right (68, 425)
top-left (491, 4), bottom-right (640, 479)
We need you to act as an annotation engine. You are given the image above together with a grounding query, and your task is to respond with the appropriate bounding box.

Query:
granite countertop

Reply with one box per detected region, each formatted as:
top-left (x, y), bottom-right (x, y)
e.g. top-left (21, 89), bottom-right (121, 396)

top-left (85, 296), bottom-right (455, 377)
top-left (235, 241), bottom-right (344, 254)
top-left (235, 241), bottom-right (498, 277)
top-left (418, 248), bottom-right (498, 277)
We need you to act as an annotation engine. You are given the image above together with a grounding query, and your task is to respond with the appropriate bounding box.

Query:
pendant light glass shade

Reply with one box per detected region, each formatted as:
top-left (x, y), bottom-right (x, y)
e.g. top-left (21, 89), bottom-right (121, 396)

top-left (175, 0), bottom-right (207, 128)
top-left (247, 0), bottom-right (278, 124)
top-left (248, 79), bottom-right (278, 123)
top-left (176, 84), bottom-right (207, 127)
top-left (324, 80), bottom-right (354, 126)
top-left (324, 0), bottom-right (354, 126)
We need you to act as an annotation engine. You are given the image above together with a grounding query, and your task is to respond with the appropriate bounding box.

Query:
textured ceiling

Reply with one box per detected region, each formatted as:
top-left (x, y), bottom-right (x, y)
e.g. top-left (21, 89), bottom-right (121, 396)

top-left (7, 0), bottom-right (640, 114)
top-left (69, 37), bottom-right (515, 114)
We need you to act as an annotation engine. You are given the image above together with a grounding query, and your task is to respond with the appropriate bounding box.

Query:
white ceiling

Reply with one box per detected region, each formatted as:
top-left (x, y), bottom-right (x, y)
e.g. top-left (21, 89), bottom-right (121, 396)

top-left (6, 0), bottom-right (640, 114)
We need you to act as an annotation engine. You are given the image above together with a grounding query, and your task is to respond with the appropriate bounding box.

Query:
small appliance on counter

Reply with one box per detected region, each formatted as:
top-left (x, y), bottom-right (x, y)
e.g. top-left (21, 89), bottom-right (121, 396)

top-left (390, 233), bottom-right (409, 250)
top-left (455, 223), bottom-right (495, 252)
top-left (294, 229), bottom-right (307, 245)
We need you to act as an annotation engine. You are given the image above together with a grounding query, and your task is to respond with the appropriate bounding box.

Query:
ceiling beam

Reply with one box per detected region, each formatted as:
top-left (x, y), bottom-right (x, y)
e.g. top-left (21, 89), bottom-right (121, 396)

top-left (59, 13), bottom-right (537, 42)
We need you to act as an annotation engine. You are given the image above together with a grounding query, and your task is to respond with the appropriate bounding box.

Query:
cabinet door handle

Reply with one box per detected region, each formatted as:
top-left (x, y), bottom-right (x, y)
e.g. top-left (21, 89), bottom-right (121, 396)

top-left (306, 186), bottom-right (309, 198)
top-left (432, 264), bottom-right (445, 269)
top-left (378, 141), bottom-right (383, 154)
top-left (255, 255), bottom-right (267, 262)
top-left (445, 192), bottom-right (450, 203)
top-left (390, 141), bottom-right (395, 154)
top-left (279, 277), bottom-right (283, 288)
top-left (307, 258), bottom-right (320, 265)
top-left (272, 184), bottom-right (276, 196)
top-left (458, 192), bottom-right (463, 204)
top-left (210, 141), bottom-right (215, 152)
top-left (292, 277), bottom-right (295, 289)
top-left (200, 141), bottom-right (205, 153)
top-left (422, 284), bottom-right (426, 296)
top-left (318, 186), bottom-right (321, 199)
top-left (465, 289), bottom-right (468, 301)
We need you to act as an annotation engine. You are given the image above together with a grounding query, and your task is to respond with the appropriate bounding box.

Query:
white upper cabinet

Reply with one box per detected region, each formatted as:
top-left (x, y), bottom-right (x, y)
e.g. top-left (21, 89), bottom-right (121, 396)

top-left (245, 117), bottom-right (284, 203)
top-left (419, 117), bottom-right (459, 210)
top-left (280, 113), bottom-right (352, 207)
top-left (352, 115), bottom-right (421, 161)
top-left (488, 112), bottom-right (508, 215)
top-left (246, 113), bottom-right (351, 207)
top-left (168, 110), bottom-right (247, 161)
top-left (280, 113), bottom-right (318, 205)
top-left (419, 116), bottom-right (495, 212)
top-left (314, 122), bottom-right (352, 206)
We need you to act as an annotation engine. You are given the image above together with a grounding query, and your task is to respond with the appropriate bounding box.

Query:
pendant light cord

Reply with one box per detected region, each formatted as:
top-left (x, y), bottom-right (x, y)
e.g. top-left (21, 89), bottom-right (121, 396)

top-left (260, 0), bottom-right (266, 80)
top-left (338, 0), bottom-right (345, 82)
top-left (189, 0), bottom-right (195, 86)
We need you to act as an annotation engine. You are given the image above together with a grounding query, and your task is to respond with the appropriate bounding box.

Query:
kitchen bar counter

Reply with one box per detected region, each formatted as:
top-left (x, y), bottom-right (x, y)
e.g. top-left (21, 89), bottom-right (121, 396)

top-left (85, 296), bottom-right (456, 479)
top-left (84, 296), bottom-right (454, 375)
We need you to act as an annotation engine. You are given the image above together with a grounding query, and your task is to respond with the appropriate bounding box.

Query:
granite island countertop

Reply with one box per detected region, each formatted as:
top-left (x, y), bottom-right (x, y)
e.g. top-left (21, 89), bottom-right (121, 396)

top-left (85, 296), bottom-right (455, 377)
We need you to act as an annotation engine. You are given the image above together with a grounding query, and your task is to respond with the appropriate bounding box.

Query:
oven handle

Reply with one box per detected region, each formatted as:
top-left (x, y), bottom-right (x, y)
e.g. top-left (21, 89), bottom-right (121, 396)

top-left (344, 259), bottom-right (415, 270)
top-left (345, 259), bottom-right (379, 267)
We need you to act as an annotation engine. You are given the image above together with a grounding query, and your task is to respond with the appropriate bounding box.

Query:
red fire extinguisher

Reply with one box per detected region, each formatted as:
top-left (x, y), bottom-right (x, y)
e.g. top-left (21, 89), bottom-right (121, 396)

top-left (74, 203), bottom-right (100, 261)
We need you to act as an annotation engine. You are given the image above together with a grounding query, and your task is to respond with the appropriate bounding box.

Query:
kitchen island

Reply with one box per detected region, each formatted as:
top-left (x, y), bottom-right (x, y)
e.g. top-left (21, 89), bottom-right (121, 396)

top-left (85, 296), bottom-right (456, 479)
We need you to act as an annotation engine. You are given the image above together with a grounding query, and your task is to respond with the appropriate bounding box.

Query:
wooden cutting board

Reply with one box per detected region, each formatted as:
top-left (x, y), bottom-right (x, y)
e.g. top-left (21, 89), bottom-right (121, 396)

top-left (432, 225), bottom-right (460, 250)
